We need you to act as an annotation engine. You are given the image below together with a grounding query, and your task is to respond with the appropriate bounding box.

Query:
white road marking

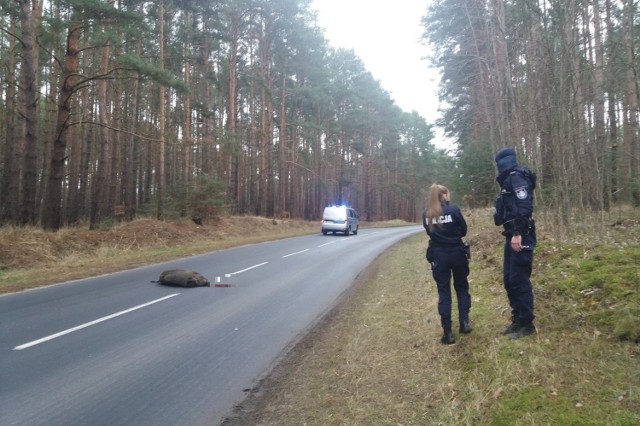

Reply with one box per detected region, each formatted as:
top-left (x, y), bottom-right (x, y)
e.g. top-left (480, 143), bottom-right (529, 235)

top-left (282, 249), bottom-right (309, 258)
top-left (13, 293), bottom-right (180, 351)
top-left (228, 262), bottom-right (268, 276)
top-left (317, 241), bottom-right (337, 247)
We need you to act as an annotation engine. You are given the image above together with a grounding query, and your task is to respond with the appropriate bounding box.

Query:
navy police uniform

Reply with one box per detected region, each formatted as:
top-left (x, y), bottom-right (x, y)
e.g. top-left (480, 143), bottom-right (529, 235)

top-left (423, 202), bottom-right (471, 335)
top-left (494, 147), bottom-right (537, 336)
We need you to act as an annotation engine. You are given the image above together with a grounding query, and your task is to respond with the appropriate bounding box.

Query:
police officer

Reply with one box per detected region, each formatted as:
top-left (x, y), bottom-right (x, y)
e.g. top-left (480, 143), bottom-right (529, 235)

top-left (423, 184), bottom-right (471, 345)
top-left (493, 147), bottom-right (537, 339)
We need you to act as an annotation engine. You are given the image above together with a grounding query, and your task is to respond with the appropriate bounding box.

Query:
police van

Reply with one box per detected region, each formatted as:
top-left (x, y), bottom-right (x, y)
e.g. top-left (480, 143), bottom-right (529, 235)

top-left (321, 205), bottom-right (359, 236)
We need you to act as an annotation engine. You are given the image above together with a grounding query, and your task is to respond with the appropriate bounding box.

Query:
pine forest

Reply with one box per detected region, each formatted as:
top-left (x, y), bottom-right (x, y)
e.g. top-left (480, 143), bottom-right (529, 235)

top-left (0, 0), bottom-right (638, 232)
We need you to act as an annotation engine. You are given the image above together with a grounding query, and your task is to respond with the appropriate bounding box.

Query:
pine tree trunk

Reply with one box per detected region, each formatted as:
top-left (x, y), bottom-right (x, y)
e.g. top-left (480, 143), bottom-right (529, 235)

top-left (226, 7), bottom-right (240, 211)
top-left (157, 0), bottom-right (166, 220)
top-left (78, 68), bottom-right (93, 222)
top-left (18, 0), bottom-right (41, 226)
top-left (183, 9), bottom-right (192, 197)
top-left (279, 72), bottom-right (287, 215)
top-left (201, 34), bottom-right (214, 177)
top-left (124, 41), bottom-right (141, 221)
top-left (90, 41), bottom-right (113, 229)
top-left (1, 12), bottom-right (18, 224)
top-left (592, 0), bottom-right (609, 211)
top-left (605, 0), bottom-right (619, 203)
top-left (42, 8), bottom-right (81, 231)
top-left (623, 0), bottom-right (639, 205)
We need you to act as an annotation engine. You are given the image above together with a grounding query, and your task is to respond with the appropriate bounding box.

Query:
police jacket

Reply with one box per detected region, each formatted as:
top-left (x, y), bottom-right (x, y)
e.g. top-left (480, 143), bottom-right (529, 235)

top-left (494, 166), bottom-right (535, 236)
top-left (422, 202), bottom-right (467, 247)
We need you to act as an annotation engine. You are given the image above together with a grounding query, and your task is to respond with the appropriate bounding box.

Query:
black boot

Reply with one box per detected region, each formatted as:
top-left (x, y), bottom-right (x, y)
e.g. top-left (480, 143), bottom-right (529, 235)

top-left (510, 322), bottom-right (537, 340)
top-left (459, 321), bottom-right (473, 334)
top-left (501, 318), bottom-right (519, 336)
top-left (441, 330), bottom-right (456, 345)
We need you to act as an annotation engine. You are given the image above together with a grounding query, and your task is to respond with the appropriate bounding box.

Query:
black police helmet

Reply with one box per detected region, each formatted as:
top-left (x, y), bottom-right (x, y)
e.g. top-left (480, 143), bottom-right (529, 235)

top-left (495, 147), bottom-right (517, 173)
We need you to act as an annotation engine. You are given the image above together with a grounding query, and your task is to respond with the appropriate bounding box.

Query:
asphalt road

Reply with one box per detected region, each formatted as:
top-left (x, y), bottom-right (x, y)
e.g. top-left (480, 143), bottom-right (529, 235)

top-left (0, 225), bottom-right (422, 425)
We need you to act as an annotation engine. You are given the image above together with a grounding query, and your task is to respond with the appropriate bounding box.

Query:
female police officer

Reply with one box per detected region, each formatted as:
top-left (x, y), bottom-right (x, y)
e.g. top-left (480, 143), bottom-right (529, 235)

top-left (423, 184), bottom-right (471, 345)
top-left (494, 147), bottom-right (537, 339)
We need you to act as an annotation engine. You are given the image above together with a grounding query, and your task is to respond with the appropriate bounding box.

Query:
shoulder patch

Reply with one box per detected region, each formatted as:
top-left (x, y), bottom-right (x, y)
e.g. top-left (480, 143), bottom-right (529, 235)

top-left (515, 186), bottom-right (528, 199)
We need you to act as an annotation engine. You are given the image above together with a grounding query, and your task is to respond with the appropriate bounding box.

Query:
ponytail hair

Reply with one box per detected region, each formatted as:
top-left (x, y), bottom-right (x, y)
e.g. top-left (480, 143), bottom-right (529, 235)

top-left (426, 184), bottom-right (449, 231)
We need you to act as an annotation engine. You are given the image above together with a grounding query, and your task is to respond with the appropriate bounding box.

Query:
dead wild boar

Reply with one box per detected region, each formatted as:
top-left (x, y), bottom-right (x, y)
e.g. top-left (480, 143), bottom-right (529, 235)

top-left (152, 269), bottom-right (210, 288)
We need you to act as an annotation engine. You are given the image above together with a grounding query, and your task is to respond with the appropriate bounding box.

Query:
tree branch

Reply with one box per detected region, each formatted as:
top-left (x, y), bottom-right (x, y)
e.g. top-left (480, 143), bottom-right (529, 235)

top-left (70, 121), bottom-right (165, 143)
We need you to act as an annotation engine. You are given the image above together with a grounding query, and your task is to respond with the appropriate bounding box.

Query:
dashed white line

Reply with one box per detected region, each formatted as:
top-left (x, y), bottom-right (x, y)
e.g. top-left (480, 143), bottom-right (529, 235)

top-left (317, 241), bottom-right (337, 247)
top-left (228, 262), bottom-right (269, 276)
top-left (13, 293), bottom-right (180, 351)
top-left (282, 249), bottom-right (309, 258)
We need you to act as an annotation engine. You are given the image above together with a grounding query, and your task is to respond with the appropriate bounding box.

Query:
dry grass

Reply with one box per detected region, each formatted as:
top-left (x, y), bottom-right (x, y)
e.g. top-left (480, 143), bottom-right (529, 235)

top-left (225, 207), bottom-right (640, 425)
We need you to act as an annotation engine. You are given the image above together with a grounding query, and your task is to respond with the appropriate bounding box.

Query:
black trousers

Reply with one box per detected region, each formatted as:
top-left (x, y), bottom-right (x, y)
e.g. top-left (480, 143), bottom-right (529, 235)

top-left (431, 246), bottom-right (471, 331)
top-left (502, 232), bottom-right (536, 323)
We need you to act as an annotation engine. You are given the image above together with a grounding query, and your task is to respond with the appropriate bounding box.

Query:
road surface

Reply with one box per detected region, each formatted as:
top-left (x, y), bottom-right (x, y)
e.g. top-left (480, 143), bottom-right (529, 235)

top-left (0, 225), bottom-right (422, 425)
